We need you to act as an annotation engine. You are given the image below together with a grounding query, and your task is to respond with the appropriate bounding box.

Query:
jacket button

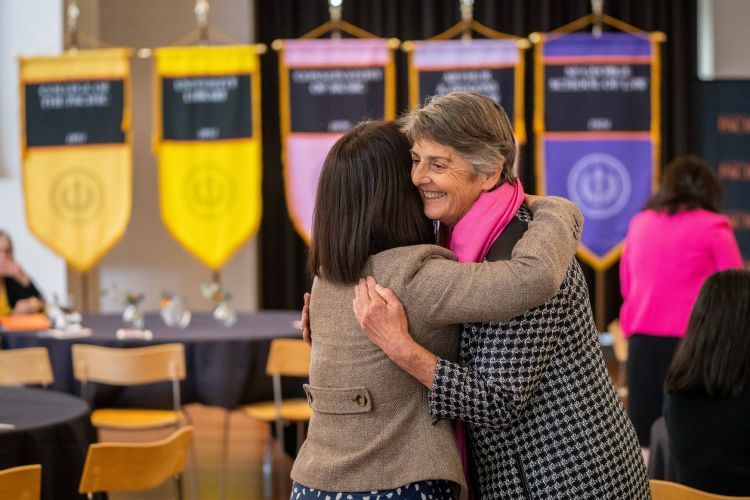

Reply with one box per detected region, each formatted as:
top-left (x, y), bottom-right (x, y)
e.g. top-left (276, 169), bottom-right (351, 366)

top-left (354, 394), bottom-right (367, 407)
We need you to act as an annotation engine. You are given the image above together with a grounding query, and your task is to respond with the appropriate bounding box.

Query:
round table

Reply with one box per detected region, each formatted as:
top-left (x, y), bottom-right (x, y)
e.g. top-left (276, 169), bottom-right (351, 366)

top-left (0, 386), bottom-right (96, 500)
top-left (1, 311), bottom-right (304, 409)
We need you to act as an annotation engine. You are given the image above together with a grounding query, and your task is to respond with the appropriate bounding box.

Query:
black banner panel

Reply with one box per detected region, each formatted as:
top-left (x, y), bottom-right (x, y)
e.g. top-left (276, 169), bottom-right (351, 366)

top-left (289, 67), bottom-right (385, 133)
top-left (162, 75), bottom-right (252, 141)
top-left (545, 64), bottom-right (651, 132)
top-left (25, 79), bottom-right (125, 147)
top-left (699, 80), bottom-right (750, 259)
top-left (418, 68), bottom-right (515, 118)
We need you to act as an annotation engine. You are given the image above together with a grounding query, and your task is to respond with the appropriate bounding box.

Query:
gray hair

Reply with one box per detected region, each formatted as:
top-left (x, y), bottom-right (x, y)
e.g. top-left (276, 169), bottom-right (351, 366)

top-left (398, 92), bottom-right (516, 186)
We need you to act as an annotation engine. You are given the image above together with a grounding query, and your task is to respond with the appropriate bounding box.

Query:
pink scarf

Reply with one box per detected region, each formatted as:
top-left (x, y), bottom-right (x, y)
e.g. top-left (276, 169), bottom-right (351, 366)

top-left (448, 178), bottom-right (525, 263)
top-left (446, 178), bottom-right (524, 498)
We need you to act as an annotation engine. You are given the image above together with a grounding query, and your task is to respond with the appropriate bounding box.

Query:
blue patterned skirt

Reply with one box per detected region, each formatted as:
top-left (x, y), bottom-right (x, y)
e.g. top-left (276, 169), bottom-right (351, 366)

top-left (290, 480), bottom-right (457, 499)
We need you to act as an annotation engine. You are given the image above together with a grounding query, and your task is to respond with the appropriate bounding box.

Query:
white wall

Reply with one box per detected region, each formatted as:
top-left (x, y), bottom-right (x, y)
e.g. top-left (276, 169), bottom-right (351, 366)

top-left (699, 0), bottom-right (750, 79)
top-left (0, 0), bottom-right (67, 302)
top-left (90, 0), bottom-right (260, 313)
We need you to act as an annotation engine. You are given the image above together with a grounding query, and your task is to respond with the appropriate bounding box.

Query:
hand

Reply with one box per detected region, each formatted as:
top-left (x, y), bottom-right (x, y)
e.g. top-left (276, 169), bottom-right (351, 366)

top-left (301, 292), bottom-right (311, 345)
top-left (0, 259), bottom-right (29, 286)
top-left (353, 277), bottom-right (438, 389)
top-left (352, 277), bottom-right (412, 355)
top-left (13, 297), bottom-right (43, 315)
top-left (524, 194), bottom-right (542, 207)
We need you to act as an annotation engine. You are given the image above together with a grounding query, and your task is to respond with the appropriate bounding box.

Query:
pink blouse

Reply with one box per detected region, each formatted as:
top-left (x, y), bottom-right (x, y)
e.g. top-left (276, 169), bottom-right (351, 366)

top-left (620, 209), bottom-right (743, 338)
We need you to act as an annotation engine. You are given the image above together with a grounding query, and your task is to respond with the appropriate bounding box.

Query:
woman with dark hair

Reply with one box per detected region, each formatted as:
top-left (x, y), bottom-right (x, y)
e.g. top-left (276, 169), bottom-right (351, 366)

top-left (0, 230), bottom-right (43, 315)
top-left (620, 155), bottom-right (743, 447)
top-left (291, 120), bottom-right (582, 499)
top-left (663, 269), bottom-right (750, 495)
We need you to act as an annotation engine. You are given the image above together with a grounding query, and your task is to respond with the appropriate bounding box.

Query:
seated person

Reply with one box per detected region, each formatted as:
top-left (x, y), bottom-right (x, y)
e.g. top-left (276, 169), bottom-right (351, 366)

top-left (0, 230), bottom-right (44, 315)
top-left (663, 269), bottom-right (750, 496)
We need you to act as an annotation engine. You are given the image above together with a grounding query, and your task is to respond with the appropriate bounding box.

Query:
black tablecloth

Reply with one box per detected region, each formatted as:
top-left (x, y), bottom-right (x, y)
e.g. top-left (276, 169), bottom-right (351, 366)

top-left (0, 387), bottom-right (96, 500)
top-left (1, 311), bottom-right (305, 409)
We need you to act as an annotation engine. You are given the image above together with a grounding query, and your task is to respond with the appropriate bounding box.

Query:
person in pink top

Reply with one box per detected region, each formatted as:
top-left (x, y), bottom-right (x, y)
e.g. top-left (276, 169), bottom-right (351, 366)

top-left (620, 154), bottom-right (743, 447)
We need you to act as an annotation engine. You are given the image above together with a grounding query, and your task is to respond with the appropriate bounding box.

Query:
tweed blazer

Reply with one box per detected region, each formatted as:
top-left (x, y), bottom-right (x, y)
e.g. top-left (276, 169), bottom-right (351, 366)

top-left (291, 198), bottom-right (582, 494)
top-left (429, 205), bottom-right (651, 499)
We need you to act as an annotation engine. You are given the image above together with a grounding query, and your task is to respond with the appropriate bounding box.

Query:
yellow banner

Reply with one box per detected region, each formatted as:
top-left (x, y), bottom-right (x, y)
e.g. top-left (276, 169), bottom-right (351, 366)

top-left (19, 48), bottom-right (132, 272)
top-left (154, 46), bottom-right (262, 270)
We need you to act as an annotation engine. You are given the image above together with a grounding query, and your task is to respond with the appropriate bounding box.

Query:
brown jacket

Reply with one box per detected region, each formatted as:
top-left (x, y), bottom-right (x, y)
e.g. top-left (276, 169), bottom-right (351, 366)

top-left (290, 197), bottom-right (583, 494)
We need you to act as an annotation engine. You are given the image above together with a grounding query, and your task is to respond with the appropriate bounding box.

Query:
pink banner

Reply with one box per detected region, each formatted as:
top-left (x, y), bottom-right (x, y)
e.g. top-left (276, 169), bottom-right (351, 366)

top-left (280, 39), bottom-right (394, 242)
top-left (284, 134), bottom-right (341, 239)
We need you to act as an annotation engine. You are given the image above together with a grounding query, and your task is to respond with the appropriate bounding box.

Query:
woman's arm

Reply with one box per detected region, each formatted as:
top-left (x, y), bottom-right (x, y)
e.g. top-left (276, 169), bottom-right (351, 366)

top-left (353, 275), bottom-right (562, 428)
top-left (405, 196), bottom-right (582, 326)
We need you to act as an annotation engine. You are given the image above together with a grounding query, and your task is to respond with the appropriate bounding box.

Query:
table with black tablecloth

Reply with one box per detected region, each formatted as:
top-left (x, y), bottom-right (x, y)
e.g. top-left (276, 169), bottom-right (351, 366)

top-left (0, 386), bottom-right (96, 500)
top-left (1, 311), bottom-right (304, 410)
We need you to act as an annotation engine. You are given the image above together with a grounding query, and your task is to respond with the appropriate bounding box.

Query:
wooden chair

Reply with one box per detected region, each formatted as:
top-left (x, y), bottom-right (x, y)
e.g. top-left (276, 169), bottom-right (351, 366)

top-left (651, 480), bottom-right (750, 500)
top-left (71, 343), bottom-right (186, 430)
top-left (0, 464), bottom-right (42, 500)
top-left (239, 338), bottom-right (312, 499)
top-left (79, 426), bottom-right (193, 500)
top-left (0, 347), bottom-right (53, 387)
top-left (608, 319), bottom-right (629, 404)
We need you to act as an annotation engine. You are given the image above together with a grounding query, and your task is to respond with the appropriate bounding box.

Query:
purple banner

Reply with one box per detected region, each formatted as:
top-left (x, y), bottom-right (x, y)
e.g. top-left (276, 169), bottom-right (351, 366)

top-left (536, 31), bottom-right (659, 270)
top-left (544, 139), bottom-right (653, 259)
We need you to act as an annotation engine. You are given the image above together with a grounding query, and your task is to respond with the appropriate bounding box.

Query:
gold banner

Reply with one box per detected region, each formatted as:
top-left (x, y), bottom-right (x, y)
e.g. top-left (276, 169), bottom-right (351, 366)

top-left (154, 46), bottom-right (263, 270)
top-left (19, 48), bottom-right (132, 272)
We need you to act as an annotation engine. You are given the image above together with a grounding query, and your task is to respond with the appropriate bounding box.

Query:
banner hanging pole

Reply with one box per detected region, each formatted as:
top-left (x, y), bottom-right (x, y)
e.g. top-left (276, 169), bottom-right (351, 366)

top-left (329, 0), bottom-right (343, 40)
top-left (591, 0), bottom-right (604, 38)
top-left (66, 0), bottom-right (80, 51)
top-left (595, 270), bottom-right (606, 331)
top-left (195, 0), bottom-right (210, 44)
top-left (460, 0), bottom-right (474, 41)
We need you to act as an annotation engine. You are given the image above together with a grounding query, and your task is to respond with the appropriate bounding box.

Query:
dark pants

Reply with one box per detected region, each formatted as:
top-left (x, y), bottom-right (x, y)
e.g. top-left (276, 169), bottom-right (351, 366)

top-left (626, 334), bottom-right (681, 446)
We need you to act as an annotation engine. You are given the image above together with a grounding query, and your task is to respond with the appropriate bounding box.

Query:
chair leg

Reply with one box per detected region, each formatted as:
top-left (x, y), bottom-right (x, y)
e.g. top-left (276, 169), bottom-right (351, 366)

top-left (262, 429), bottom-right (273, 500)
top-left (219, 410), bottom-right (231, 500)
top-left (182, 410), bottom-right (200, 500)
top-left (174, 473), bottom-right (184, 500)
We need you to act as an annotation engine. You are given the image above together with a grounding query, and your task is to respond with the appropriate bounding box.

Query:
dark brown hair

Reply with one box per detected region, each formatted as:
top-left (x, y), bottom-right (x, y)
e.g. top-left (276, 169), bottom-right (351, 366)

top-left (306, 121), bottom-right (433, 284)
top-left (665, 269), bottom-right (750, 398)
top-left (645, 155), bottom-right (722, 214)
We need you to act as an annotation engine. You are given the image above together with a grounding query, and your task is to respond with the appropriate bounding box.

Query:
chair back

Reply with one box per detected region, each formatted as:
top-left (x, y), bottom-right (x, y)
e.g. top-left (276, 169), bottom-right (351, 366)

top-left (0, 347), bottom-right (54, 386)
top-left (71, 343), bottom-right (186, 385)
top-left (0, 464), bottom-right (42, 500)
top-left (265, 339), bottom-right (311, 377)
top-left (650, 480), bottom-right (750, 500)
top-left (79, 426), bottom-right (193, 495)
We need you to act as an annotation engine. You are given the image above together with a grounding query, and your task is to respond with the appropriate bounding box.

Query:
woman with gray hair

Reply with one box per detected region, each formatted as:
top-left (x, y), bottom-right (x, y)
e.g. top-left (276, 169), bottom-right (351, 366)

top-left (352, 92), bottom-right (650, 499)
top-left (293, 118), bottom-right (583, 500)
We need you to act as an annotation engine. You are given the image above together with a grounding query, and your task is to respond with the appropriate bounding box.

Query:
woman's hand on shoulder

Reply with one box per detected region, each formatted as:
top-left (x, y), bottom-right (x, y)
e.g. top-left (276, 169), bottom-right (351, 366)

top-left (352, 277), bottom-right (412, 355)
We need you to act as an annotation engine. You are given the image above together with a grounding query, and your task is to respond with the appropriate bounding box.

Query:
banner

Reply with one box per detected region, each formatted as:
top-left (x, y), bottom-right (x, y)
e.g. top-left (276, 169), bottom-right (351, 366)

top-left (408, 39), bottom-right (526, 143)
top-left (279, 39), bottom-right (396, 243)
top-left (154, 46), bottom-right (262, 270)
top-left (534, 32), bottom-right (661, 270)
top-left (20, 49), bottom-right (132, 272)
top-left (699, 80), bottom-right (750, 263)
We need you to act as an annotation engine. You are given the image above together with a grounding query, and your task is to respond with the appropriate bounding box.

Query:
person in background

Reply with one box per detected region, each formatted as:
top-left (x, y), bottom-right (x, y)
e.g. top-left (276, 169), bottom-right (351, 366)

top-left (619, 155), bottom-right (743, 447)
top-left (663, 269), bottom-right (750, 496)
top-left (0, 230), bottom-right (44, 315)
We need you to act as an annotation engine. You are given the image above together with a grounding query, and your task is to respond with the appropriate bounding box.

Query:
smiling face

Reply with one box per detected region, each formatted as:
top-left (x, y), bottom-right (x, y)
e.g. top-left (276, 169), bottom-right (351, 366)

top-left (410, 138), bottom-right (501, 227)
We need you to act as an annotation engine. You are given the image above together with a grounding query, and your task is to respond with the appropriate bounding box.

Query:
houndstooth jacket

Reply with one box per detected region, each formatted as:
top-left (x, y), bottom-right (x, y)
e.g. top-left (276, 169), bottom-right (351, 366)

top-left (429, 205), bottom-right (651, 499)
